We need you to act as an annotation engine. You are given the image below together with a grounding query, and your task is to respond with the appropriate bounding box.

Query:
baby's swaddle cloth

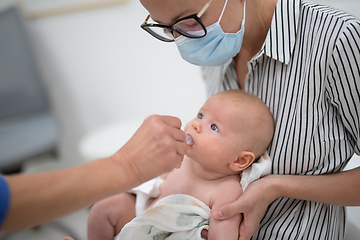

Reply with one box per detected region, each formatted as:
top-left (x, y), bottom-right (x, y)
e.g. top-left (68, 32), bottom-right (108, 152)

top-left (127, 152), bottom-right (272, 217)
top-left (240, 151), bottom-right (272, 191)
top-left (114, 194), bottom-right (210, 240)
top-left (127, 176), bottom-right (164, 216)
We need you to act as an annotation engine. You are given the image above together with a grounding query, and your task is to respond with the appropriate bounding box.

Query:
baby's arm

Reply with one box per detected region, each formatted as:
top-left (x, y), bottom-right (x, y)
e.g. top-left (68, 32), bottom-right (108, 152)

top-left (208, 178), bottom-right (243, 240)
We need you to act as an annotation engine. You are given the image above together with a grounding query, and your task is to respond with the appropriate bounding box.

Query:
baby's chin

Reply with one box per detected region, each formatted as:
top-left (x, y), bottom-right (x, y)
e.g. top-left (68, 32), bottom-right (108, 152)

top-left (184, 153), bottom-right (192, 159)
top-left (184, 152), bottom-right (203, 164)
top-left (184, 150), bottom-right (195, 160)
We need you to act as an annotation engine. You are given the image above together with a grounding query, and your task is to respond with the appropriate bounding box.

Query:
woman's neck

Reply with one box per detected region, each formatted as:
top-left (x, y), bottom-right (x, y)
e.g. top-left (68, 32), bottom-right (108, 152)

top-left (243, 0), bottom-right (277, 56)
top-left (234, 0), bottom-right (278, 89)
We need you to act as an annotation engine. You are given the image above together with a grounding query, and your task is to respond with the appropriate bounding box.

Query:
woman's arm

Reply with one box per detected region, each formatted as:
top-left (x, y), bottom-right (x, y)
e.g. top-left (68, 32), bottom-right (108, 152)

top-left (1, 115), bottom-right (187, 231)
top-left (212, 166), bottom-right (360, 240)
top-left (276, 167), bottom-right (360, 206)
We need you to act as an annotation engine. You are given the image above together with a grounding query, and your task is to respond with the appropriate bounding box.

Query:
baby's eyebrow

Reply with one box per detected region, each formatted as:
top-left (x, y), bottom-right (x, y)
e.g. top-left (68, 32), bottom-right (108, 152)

top-left (199, 106), bottom-right (207, 112)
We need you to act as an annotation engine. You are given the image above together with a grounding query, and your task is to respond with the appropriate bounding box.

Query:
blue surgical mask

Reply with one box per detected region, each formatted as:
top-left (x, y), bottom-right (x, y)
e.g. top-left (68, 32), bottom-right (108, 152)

top-left (175, 0), bottom-right (246, 66)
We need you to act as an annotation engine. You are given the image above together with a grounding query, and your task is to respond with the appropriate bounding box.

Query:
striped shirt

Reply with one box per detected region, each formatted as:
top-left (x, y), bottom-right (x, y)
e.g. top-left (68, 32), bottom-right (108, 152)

top-left (202, 0), bottom-right (360, 239)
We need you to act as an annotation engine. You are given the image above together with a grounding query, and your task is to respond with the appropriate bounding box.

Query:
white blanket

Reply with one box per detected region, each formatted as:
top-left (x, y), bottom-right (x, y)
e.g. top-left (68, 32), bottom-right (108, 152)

top-left (240, 151), bottom-right (272, 191)
top-left (128, 153), bottom-right (272, 217)
top-left (127, 176), bottom-right (164, 216)
top-left (114, 194), bottom-right (210, 240)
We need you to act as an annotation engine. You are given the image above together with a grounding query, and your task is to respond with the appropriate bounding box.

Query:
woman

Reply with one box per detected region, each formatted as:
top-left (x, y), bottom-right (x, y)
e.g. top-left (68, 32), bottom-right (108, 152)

top-left (139, 0), bottom-right (360, 239)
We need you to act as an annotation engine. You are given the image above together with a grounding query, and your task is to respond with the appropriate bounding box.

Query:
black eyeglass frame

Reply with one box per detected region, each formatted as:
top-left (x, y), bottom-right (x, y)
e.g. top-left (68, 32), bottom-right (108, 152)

top-left (140, 0), bottom-right (212, 42)
top-left (141, 14), bottom-right (208, 42)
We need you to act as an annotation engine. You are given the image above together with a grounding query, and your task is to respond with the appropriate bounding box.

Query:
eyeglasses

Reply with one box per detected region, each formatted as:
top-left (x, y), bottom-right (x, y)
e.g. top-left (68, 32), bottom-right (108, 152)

top-left (140, 0), bottom-right (213, 42)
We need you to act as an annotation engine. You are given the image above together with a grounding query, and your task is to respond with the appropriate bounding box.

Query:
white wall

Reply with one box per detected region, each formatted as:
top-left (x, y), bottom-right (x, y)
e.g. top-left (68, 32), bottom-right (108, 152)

top-left (1, 0), bottom-right (360, 238)
top-left (2, 0), bottom-right (359, 165)
top-left (9, 0), bottom-right (357, 166)
top-left (22, 0), bottom-right (207, 165)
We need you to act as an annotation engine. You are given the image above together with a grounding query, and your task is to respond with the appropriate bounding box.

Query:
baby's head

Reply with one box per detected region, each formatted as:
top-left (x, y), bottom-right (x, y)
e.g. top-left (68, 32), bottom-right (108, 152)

top-left (185, 90), bottom-right (274, 175)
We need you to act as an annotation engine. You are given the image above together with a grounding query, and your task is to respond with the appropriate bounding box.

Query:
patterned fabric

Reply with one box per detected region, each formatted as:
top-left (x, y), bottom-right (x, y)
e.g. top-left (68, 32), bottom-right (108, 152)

top-left (115, 194), bottom-right (209, 240)
top-left (202, 0), bottom-right (360, 239)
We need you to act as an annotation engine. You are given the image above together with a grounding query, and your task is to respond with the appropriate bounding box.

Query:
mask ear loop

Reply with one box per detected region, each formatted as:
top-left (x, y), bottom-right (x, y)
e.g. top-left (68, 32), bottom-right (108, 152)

top-left (218, 0), bottom-right (229, 23)
top-left (241, 1), bottom-right (246, 28)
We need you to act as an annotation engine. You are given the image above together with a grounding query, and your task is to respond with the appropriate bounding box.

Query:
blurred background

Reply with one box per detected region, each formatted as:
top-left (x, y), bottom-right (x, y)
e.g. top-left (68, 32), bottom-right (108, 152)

top-left (0, 0), bottom-right (359, 239)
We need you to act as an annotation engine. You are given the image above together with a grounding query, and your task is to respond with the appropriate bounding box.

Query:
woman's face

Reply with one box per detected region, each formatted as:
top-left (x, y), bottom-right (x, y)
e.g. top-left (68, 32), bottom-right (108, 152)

top-left (140, 0), bottom-right (243, 34)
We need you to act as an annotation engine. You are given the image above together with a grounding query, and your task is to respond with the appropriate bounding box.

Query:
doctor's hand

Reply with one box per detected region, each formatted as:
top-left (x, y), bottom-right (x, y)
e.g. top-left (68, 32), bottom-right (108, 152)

top-left (113, 115), bottom-right (187, 185)
top-left (212, 175), bottom-right (281, 240)
top-left (1, 115), bottom-right (186, 232)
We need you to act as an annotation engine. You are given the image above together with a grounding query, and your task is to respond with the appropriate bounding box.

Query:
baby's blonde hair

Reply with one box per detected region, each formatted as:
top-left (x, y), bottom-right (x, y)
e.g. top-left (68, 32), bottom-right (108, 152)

top-left (215, 90), bottom-right (274, 159)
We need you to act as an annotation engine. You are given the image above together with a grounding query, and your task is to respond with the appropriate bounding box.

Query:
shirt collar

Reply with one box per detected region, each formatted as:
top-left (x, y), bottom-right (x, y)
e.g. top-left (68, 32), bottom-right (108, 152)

top-left (258, 0), bottom-right (301, 64)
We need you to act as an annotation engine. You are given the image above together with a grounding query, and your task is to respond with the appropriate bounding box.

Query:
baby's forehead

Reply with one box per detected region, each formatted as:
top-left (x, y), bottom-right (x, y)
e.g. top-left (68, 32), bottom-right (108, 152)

top-left (208, 94), bottom-right (249, 111)
top-left (210, 94), bottom-right (256, 123)
top-left (205, 98), bottom-right (245, 122)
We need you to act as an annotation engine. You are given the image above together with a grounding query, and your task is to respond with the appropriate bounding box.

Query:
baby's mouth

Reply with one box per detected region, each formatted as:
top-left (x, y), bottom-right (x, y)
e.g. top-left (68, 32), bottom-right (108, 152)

top-left (186, 134), bottom-right (194, 146)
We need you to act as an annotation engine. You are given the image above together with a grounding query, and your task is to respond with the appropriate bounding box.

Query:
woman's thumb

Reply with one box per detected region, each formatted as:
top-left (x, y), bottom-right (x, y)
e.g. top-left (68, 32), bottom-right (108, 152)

top-left (213, 202), bottom-right (237, 220)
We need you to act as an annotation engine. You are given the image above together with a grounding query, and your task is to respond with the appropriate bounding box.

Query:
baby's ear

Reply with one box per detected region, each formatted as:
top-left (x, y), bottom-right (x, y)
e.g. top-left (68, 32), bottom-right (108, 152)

top-left (229, 151), bottom-right (255, 172)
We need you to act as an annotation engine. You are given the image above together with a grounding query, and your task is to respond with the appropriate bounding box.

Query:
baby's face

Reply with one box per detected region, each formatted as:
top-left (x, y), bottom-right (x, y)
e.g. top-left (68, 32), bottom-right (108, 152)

top-left (184, 95), bottom-right (245, 174)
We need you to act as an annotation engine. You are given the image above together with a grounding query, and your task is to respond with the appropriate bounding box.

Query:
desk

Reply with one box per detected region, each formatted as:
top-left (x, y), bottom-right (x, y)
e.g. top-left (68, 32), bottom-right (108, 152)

top-left (78, 120), bottom-right (143, 162)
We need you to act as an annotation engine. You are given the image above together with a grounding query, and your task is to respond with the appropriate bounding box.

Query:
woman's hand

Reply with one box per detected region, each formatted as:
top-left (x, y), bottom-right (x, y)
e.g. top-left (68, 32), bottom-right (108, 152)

top-left (113, 115), bottom-right (187, 185)
top-left (212, 175), bottom-right (281, 240)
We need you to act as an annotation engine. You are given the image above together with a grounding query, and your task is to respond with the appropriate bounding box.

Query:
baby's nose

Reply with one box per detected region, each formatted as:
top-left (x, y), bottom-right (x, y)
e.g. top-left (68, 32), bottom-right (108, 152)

top-left (192, 122), bottom-right (201, 133)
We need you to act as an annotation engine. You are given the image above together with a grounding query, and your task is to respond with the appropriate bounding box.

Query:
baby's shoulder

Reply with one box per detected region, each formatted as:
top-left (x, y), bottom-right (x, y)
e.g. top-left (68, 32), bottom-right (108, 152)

top-left (208, 175), bottom-right (242, 208)
top-left (217, 174), bottom-right (241, 189)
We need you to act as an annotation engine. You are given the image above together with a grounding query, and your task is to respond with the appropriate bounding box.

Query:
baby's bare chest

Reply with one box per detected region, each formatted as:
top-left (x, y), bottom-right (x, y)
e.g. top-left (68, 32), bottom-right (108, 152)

top-left (159, 170), bottom-right (220, 207)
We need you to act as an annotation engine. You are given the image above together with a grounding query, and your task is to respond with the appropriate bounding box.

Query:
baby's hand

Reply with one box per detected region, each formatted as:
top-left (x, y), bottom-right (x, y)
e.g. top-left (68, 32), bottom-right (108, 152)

top-left (64, 237), bottom-right (74, 240)
top-left (201, 229), bottom-right (209, 239)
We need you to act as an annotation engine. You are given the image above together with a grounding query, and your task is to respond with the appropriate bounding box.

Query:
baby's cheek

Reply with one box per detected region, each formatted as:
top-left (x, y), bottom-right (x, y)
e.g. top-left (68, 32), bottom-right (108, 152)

top-left (184, 122), bottom-right (192, 132)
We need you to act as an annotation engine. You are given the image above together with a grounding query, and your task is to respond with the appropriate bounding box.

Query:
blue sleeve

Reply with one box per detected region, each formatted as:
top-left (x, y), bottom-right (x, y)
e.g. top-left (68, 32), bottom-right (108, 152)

top-left (0, 175), bottom-right (10, 228)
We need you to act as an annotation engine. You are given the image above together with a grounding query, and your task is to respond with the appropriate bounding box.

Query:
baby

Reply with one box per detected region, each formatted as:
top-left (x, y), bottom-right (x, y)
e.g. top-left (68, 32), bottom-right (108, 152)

top-left (86, 89), bottom-right (274, 240)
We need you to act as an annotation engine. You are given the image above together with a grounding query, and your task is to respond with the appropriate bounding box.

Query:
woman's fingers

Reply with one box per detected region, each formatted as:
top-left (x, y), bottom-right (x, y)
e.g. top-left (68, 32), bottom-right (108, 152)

top-left (213, 200), bottom-right (239, 220)
top-left (212, 176), bottom-right (281, 240)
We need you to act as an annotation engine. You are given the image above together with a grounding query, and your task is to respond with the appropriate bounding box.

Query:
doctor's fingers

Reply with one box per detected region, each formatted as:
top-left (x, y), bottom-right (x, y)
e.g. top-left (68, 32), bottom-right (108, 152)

top-left (171, 126), bottom-right (187, 143)
top-left (141, 115), bottom-right (183, 142)
top-left (175, 141), bottom-right (187, 164)
top-left (160, 115), bottom-right (183, 129)
top-left (158, 134), bottom-right (186, 168)
top-left (143, 115), bottom-right (182, 134)
top-left (145, 115), bottom-right (186, 143)
top-left (153, 118), bottom-right (186, 143)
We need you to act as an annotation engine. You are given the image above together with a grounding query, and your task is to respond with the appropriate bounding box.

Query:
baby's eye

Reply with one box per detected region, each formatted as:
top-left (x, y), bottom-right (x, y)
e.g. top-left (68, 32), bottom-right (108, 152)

top-left (211, 124), bottom-right (219, 132)
top-left (197, 113), bottom-right (203, 119)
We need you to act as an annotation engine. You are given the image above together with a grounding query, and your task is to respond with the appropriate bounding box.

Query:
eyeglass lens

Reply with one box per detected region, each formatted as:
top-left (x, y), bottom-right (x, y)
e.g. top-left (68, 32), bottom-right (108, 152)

top-left (145, 26), bottom-right (173, 41)
top-left (173, 18), bottom-right (205, 37)
top-left (144, 16), bottom-right (206, 41)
